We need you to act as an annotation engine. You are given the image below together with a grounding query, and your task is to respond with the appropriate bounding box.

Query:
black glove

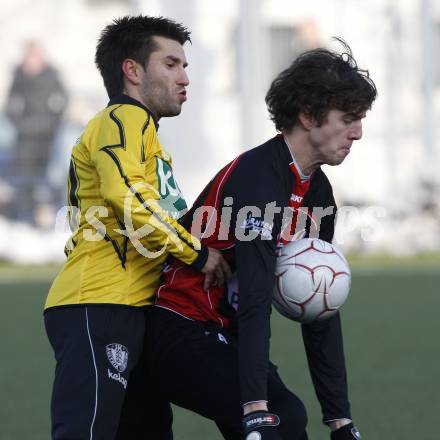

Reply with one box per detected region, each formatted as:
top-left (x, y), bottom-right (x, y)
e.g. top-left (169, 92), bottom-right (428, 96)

top-left (331, 422), bottom-right (362, 440)
top-left (242, 411), bottom-right (282, 440)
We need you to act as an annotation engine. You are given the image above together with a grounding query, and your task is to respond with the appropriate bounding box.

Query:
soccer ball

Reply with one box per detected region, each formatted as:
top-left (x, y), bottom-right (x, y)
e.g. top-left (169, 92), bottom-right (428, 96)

top-left (272, 238), bottom-right (351, 323)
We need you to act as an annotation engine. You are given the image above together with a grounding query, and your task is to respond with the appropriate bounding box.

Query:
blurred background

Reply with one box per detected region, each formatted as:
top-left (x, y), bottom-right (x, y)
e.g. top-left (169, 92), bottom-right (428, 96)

top-left (0, 0), bottom-right (439, 439)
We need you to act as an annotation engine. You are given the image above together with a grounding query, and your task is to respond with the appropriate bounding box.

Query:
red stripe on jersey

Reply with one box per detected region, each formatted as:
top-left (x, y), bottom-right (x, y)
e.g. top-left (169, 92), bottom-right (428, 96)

top-left (156, 152), bottom-right (316, 327)
top-left (198, 154), bottom-right (242, 247)
top-left (279, 162), bottom-right (312, 244)
top-left (155, 155), bottom-right (243, 327)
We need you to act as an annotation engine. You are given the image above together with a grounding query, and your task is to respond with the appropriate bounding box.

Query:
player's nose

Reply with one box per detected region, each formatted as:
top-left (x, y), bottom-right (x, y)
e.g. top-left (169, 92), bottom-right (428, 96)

top-left (350, 120), bottom-right (362, 140)
top-left (178, 68), bottom-right (189, 86)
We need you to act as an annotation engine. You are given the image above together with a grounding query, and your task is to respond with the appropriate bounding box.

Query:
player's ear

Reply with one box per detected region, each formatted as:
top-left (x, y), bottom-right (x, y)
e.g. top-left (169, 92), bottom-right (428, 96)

top-left (121, 58), bottom-right (142, 86)
top-left (298, 111), bottom-right (316, 131)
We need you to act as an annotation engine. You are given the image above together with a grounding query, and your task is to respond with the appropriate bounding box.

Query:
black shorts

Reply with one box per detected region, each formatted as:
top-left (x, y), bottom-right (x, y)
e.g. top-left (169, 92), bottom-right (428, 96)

top-left (145, 307), bottom-right (308, 440)
top-left (44, 305), bottom-right (172, 440)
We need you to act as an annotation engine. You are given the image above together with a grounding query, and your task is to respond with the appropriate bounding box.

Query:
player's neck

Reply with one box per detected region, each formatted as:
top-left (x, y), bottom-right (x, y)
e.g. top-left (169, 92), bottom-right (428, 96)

top-left (283, 128), bottom-right (322, 175)
top-left (122, 86), bottom-right (160, 121)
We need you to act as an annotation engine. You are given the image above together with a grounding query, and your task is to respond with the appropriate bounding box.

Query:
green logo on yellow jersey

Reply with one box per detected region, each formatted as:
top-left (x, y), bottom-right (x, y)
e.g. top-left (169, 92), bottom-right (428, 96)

top-left (155, 157), bottom-right (188, 219)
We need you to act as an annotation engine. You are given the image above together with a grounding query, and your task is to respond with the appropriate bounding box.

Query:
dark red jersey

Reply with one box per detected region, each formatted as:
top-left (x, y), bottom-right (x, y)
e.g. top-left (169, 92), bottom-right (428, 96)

top-left (156, 138), bottom-right (314, 327)
top-left (155, 135), bottom-right (351, 420)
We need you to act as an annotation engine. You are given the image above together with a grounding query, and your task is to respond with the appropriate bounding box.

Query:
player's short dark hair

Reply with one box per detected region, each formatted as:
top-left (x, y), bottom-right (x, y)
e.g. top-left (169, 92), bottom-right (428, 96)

top-left (265, 38), bottom-right (377, 132)
top-left (95, 15), bottom-right (191, 98)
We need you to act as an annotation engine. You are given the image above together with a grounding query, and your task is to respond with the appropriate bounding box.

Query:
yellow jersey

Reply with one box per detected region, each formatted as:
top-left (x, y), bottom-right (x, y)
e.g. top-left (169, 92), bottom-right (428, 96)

top-left (45, 95), bottom-right (207, 310)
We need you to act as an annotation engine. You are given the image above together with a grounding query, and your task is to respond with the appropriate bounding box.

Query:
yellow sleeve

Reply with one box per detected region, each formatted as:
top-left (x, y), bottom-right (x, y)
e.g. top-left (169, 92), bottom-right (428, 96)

top-left (90, 104), bottom-right (207, 268)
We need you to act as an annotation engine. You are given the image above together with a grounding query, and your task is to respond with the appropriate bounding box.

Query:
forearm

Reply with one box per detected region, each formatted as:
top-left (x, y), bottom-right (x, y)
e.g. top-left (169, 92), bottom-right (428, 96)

top-left (101, 175), bottom-right (204, 265)
top-left (301, 313), bottom-right (351, 421)
top-left (238, 306), bottom-right (271, 405)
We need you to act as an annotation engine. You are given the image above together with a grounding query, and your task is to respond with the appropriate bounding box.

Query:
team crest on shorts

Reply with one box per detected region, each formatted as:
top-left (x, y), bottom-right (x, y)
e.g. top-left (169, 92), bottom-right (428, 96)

top-left (106, 343), bottom-right (129, 373)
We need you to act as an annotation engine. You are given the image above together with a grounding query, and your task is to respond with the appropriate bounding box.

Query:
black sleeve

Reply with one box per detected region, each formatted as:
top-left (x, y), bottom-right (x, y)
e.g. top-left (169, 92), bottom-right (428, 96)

top-left (301, 314), bottom-right (351, 422)
top-left (317, 181), bottom-right (337, 244)
top-left (302, 176), bottom-right (351, 422)
top-left (223, 157), bottom-right (284, 405)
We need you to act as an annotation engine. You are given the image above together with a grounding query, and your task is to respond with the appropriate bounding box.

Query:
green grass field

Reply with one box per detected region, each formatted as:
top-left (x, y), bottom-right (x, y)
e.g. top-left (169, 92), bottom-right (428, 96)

top-left (0, 263), bottom-right (439, 439)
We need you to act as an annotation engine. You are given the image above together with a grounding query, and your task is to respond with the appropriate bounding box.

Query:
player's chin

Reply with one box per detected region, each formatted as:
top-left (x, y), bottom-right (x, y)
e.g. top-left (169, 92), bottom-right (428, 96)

top-left (333, 151), bottom-right (350, 165)
top-left (163, 105), bottom-right (183, 117)
top-left (327, 156), bottom-right (346, 167)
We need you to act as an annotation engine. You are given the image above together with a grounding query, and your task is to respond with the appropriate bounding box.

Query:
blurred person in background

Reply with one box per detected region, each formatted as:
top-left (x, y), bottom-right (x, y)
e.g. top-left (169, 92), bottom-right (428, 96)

top-left (44, 15), bottom-right (230, 440)
top-left (5, 40), bottom-right (68, 225)
top-left (0, 113), bottom-right (17, 212)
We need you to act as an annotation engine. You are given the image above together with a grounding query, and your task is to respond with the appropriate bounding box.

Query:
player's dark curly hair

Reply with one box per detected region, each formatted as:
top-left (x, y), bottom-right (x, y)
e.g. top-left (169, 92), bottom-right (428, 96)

top-left (265, 38), bottom-right (377, 131)
top-left (95, 15), bottom-right (191, 98)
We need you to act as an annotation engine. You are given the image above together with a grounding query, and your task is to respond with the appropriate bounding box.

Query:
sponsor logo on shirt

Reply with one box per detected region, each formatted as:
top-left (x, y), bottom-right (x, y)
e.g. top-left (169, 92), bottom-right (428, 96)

top-left (156, 157), bottom-right (187, 218)
top-left (240, 214), bottom-right (273, 240)
top-left (290, 194), bottom-right (303, 203)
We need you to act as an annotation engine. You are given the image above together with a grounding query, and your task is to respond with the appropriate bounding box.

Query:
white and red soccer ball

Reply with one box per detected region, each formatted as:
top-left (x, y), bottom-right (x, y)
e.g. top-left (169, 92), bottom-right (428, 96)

top-left (273, 238), bottom-right (351, 323)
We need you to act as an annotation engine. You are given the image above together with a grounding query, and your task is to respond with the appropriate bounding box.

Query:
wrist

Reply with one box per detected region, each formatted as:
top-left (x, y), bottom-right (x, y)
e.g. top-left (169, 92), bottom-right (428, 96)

top-left (328, 419), bottom-right (352, 431)
top-left (243, 401), bottom-right (268, 415)
top-left (190, 246), bottom-right (208, 271)
top-left (329, 422), bottom-right (362, 440)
